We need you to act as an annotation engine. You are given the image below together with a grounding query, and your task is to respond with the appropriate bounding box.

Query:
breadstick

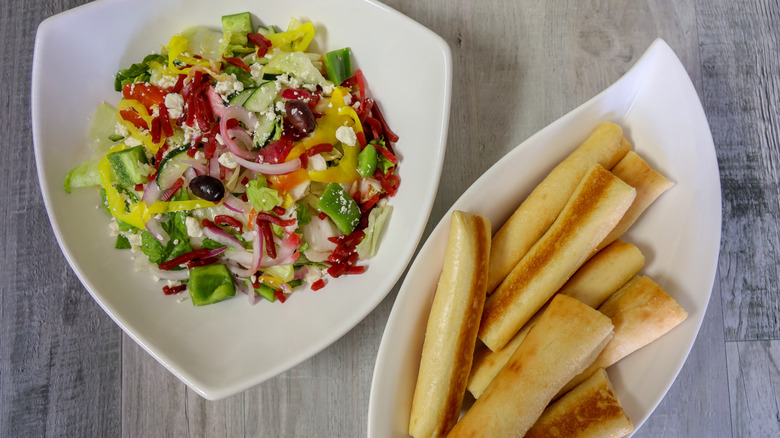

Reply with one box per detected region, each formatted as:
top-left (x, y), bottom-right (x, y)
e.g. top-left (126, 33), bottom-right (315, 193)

top-left (486, 122), bottom-right (630, 294)
top-left (525, 368), bottom-right (634, 438)
top-left (448, 295), bottom-right (614, 437)
top-left (408, 211), bottom-right (491, 438)
top-left (479, 164), bottom-right (635, 351)
top-left (557, 275), bottom-right (688, 397)
top-left (467, 240), bottom-right (643, 398)
top-left (598, 150), bottom-right (675, 251)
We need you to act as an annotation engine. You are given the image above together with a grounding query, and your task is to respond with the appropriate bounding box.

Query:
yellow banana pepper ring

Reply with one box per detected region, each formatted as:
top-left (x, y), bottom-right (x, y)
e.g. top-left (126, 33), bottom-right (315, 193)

top-left (266, 22), bottom-right (315, 52)
top-left (167, 35), bottom-right (212, 74)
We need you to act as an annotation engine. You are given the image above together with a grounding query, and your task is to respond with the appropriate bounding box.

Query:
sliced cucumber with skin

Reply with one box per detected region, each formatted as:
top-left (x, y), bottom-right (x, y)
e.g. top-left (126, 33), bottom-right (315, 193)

top-left (107, 145), bottom-right (149, 188)
top-left (156, 146), bottom-right (199, 189)
top-left (242, 81), bottom-right (277, 113)
top-left (256, 25), bottom-right (277, 37)
top-left (254, 114), bottom-right (280, 148)
top-left (229, 88), bottom-right (255, 107)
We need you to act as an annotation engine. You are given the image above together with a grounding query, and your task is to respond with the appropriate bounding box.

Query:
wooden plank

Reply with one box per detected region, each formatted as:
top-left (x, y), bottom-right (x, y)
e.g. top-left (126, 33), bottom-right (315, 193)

top-left (697, 0), bottom-right (780, 341)
top-left (635, 278), bottom-right (732, 436)
top-left (0, 0), bottom-right (122, 436)
top-left (726, 340), bottom-right (780, 437)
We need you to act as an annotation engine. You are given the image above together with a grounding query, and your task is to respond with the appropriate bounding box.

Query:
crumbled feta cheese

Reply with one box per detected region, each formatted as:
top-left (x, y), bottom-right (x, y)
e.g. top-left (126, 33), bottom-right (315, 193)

top-left (218, 152), bottom-right (238, 169)
top-left (115, 122), bottom-right (130, 138)
top-left (214, 74), bottom-right (244, 101)
top-left (343, 93), bottom-right (353, 107)
top-left (304, 266), bottom-right (323, 284)
top-left (108, 219), bottom-right (119, 236)
top-left (165, 93), bottom-right (184, 120)
top-left (154, 74), bottom-right (178, 89)
top-left (250, 62), bottom-right (263, 81)
top-left (335, 126), bottom-right (357, 146)
top-left (193, 150), bottom-right (205, 161)
top-left (185, 216), bottom-right (203, 238)
top-left (183, 124), bottom-right (202, 144)
top-left (321, 83), bottom-right (335, 96)
top-left (277, 73), bottom-right (302, 89)
top-left (275, 101), bottom-right (286, 112)
top-left (124, 136), bottom-right (143, 147)
top-left (215, 133), bottom-right (225, 145)
top-left (307, 154), bottom-right (327, 172)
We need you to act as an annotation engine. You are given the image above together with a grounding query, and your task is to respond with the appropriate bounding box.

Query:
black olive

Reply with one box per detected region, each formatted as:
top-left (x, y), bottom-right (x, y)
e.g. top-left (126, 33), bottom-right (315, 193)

top-left (284, 100), bottom-right (315, 134)
top-left (189, 175), bottom-right (225, 202)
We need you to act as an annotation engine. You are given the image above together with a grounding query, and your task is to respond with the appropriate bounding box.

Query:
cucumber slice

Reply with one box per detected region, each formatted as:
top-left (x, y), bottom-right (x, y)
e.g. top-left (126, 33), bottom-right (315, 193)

top-left (156, 146), bottom-right (196, 189)
top-left (107, 145), bottom-right (149, 188)
top-left (222, 12), bottom-right (253, 35)
top-left (254, 114), bottom-right (281, 148)
top-left (243, 81), bottom-right (277, 113)
top-left (256, 25), bottom-right (277, 36)
top-left (229, 88), bottom-right (255, 107)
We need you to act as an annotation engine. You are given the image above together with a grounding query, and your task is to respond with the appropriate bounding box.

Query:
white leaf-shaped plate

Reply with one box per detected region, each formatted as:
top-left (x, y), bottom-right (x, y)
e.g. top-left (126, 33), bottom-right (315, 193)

top-left (368, 39), bottom-right (720, 436)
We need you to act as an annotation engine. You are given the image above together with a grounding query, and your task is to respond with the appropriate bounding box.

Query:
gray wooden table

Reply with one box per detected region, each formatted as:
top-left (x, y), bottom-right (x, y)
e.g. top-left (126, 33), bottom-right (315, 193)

top-left (2, 0), bottom-right (777, 436)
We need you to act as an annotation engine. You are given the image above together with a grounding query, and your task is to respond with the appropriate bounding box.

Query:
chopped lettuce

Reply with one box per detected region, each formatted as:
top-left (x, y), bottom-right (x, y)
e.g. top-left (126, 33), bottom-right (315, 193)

top-left (179, 26), bottom-right (223, 61)
top-left (246, 177), bottom-right (282, 211)
top-left (114, 53), bottom-right (167, 92)
top-left (356, 205), bottom-right (392, 259)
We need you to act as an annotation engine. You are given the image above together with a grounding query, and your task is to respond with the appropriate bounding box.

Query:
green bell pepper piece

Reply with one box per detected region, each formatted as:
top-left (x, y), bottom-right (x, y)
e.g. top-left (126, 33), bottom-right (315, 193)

top-left (188, 264), bottom-right (236, 306)
top-left (357, 144), bottom-right (378, 178)
top-left (323, 47), bottom-right (352, 86)
top-left (317, 183), bottom-right (361, 234)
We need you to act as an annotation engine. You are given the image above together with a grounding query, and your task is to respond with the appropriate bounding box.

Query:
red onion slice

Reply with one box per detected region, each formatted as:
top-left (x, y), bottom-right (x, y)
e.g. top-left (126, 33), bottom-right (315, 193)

top-left (202, 225), bottom-right (244, 250)
top-left (231, 153), bottom-right (302, 175)
top-left (145, 217), bottom-right (170, 245)
top-left (142, 181), bottom-right (162, 206)
top-left (220, 106), bottom-right (259, 160)
top-left (223, 193), bottom-right (251, 214)
top-left (206, 85), bottom-right (226, 118)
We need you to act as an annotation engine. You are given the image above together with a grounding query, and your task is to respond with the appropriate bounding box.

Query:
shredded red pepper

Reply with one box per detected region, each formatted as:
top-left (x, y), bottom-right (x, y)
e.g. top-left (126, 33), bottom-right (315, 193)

top-left (159, 248), bottom-right (211, 270)
top-left (375, 142), bottom-right (398, 164)
top-left (160, 178), bottom-right (184, 201)
top-left (258, 220), bottom-right (277, 259)
top-left (215, 215), bottom-right (243, 232)
top-left (274, 290), bottom-right (287, 303)
top-left (256, 212), bottom-right (296, 227)
top-left (371, 99), bottom-right (399, 143)
top-left (162, 284), bottom-right (187, 295)
top-left (311, 279), bottom-right (326, 291)
top-left (272, 206), bottom-right (287, 216)
top-left (306, 143), bottom-right (334, 157)
top-left (360, 193), bottom-right (380, 213)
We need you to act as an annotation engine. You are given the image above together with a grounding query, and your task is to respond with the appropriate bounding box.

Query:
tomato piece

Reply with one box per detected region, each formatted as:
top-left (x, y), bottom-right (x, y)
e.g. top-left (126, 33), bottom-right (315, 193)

top-left (122, 82), bottom-right (167, 109)
top-left (119, 109), bottom-right (149, 130)
top-left (268, 169), bottom-right (309, 191)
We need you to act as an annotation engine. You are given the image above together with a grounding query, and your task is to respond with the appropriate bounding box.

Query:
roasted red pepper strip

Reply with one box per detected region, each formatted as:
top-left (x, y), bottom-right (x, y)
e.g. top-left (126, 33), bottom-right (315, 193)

top-left (215, 215), bottom-right (243, 232)
top-left (306, 143), bottom-right (334, 157)
top-left (258, 220), bottom-right (277, 259)
top-left (160, 178), bottom-right (184, 201)
top-left (311, 279), bottom-right (326, 291)
top-left (247, 33), bottom-right (273, 57)
top-left (223, 56), bottom-right (251, 72)
top-left (162, 284), bottom-right (187, 295)
top-left (256, 212), bottom-right (296, 227)
top-left (159, 248), bottom-right (211, 270)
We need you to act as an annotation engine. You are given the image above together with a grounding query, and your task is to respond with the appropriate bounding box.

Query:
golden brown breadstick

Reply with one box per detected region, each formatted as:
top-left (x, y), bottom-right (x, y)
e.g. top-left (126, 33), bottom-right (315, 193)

top-left (558, 239), bottom-right (645, 308)
top-left (448, 295), bottom-right (614, 437)
top-left (467, 240), bottom-right (643, 398)
top-left (526, 368), bottom-right (634, 438)
top-left (479, 164), bottom-right (635, 351)
top-left (557, 275), bottom-right (688, 397)
top-left (486, 122), bottom-right (630, 294)
top-left (598, 150), bottom-right (675, 251)
top-left (408, 211), bottom-right (491, 438)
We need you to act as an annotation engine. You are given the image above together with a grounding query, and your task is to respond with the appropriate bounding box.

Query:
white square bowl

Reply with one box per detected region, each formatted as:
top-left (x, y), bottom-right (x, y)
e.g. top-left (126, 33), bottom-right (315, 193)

top-left (32, 0), bottom-right (451, 400)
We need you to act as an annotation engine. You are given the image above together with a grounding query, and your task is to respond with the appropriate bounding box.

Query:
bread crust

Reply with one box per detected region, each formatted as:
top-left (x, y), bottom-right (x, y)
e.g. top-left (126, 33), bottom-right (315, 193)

top-left (486, 122), bottom-right (630, 294)
top-left (408, 211), bottom-right (491, 438)
top-left (479, 164), bottom-right (636, 351)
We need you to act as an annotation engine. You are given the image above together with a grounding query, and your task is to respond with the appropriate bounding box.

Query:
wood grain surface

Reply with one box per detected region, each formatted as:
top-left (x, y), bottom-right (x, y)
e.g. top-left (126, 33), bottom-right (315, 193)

top-left (1, 0), bottom-right (778, 436)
